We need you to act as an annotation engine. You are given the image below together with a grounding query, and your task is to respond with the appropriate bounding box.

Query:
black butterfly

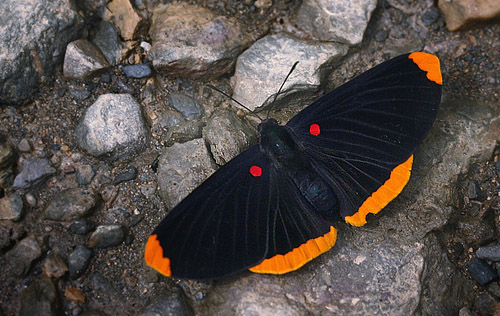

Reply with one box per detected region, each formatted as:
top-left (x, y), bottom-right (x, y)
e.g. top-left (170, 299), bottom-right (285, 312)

top-left (145, 52), bottom-right (442, 280)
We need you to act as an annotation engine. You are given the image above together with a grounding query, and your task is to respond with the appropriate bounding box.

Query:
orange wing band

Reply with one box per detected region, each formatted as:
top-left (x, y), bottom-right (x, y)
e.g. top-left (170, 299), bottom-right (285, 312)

top-left (408, 52), bottom-right (442, 85)
top-left (145, 234), bottom-right (172, 277)
top-left (249, 226), bottom-right (337, 274)
top-left (345, 155), bottom-right (413, 227)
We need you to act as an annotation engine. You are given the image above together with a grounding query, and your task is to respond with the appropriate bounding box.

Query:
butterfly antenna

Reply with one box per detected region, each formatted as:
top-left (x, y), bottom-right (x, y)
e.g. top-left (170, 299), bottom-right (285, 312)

top-left (205, 84), bottom-right (263, 122)
top-left (266, 61), bottom-right (299, 118)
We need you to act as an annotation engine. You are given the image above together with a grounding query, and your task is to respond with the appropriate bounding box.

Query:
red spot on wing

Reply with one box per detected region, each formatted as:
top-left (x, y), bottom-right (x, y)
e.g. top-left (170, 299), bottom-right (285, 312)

top-left (250, 165), bottom-right (262, 177)
top-left (309, 124), bottom-right (320, 136)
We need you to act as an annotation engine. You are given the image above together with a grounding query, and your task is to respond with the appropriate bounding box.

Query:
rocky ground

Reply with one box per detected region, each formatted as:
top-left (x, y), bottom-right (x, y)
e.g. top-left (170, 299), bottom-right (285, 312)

top-left (0, 0), bottom-right (500, 315)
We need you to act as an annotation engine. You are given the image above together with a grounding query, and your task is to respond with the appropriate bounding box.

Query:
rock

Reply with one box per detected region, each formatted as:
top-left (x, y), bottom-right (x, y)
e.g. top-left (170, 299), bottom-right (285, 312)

top-left (421, 6), bottom-right (440, 27)
top-left (203, 109), bottom-right (256, 165)
top-left (0, 192), bottom-right (23, 221)
top-left (13, 158), bottom-right (56, 190)
top-left (88, 225), bottom-right (126, 248)
top-left (157, 138), bottom-right (217, 209)
top-left (68, 245), bottom-right (92, 279)
top-left (122, 64), bottom-right (152, 78)
top-left (0, 0), bottom-right (83, 104)
top-left (165, 120), bottom-right (205, 146)
top-left (149, 3), bottom-right (252, 80)
top-left (458, 307), bottom-right (475, 316)
top-left (76, 164), bottom-right (96, 185)
top-left (18, 276), bottom-right (58, 316)
top-left (104, 0), bottom-right (145, 41)
top-left (477, 245), bottom-right (500, 261)
top-left (63, 39), bottom-right (109, 81)
top-left (231, 33), bottom-right (348, 111)
top-left (472, 291), bottom-right (500, 315)
top-left (438, 0), bottom-right (500, 31)
top-left (70, 219), bottom-right (96, 235)
top-left (75, 94), bottom-right (149, 161)
top-left (64, 286), bottom-right (85, 304)
top-left (5, 235), bottom-right (42, 277)
top-left (137, 287), bottom-right (194, 316)
top-left (91, 20), bottom-right (127, 65)
top-left (467, 180), bottom-right (482, 200)
top-left (42, 253), bottom-right (68, 279)
top-left (168, 93), bottom-right (204, 120)
top-left (112, 166), bottom-right (137, 185)
top-left (468, 258), bottom-right (497, 286)
top-left (44, 188), bottom-right (98, 222)
top-left (18, 138), bottom-right (32, 152)
top-left (294, 0), bottom-right (377, 45)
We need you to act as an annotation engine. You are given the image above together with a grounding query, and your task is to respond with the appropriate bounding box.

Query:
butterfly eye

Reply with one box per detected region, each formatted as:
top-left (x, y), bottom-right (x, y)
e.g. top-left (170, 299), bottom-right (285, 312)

top-left (309, 124), bottom-right (320, 136)
top-left (249, 165), bottom-right (262, 177)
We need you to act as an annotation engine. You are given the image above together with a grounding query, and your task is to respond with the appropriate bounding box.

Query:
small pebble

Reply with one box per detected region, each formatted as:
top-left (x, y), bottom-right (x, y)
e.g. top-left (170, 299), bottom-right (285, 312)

top-left (476, 245), bottom-right (500, 261)
top-left (88, 225), bottom-right (126, 248)
top-left (68, 245), bottom-right (92, 279)
top-left (469, 258), bottom-right (497, 285)
top-left (113, 166), bottom-right (137, 185)
top-left (122, 64), bottom-right (152, 79)
top-left (18, 139), bottom-right (31, 152)
top-left (70, 219), bottom-right (96, 235)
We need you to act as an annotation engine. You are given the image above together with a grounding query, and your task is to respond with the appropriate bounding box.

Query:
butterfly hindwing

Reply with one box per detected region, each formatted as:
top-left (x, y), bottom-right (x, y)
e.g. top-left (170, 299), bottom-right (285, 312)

top-left (286, 52), bottom-right (442, 225)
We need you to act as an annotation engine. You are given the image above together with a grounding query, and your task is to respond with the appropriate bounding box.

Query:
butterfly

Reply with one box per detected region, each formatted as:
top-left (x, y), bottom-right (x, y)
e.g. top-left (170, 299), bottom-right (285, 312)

top-left (145, 52), bottom-right (442, 280)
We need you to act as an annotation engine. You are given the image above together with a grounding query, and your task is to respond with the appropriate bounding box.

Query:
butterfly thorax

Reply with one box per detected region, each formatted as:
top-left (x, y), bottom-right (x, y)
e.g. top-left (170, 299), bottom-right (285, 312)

top-left (259, 119), bottom-right (340, 221)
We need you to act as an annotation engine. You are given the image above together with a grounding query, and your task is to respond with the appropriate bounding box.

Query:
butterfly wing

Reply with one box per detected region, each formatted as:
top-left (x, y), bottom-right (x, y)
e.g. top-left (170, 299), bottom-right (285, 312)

top-left (286, 52), bottom-right (442, 226)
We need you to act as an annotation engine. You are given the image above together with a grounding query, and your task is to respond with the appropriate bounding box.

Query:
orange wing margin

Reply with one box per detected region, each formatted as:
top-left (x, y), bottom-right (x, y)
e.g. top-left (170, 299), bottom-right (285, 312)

top-left (249, 226), bottom-right (337, 274)
top-left (345, 155), bottom-right (413, 227)
top-left (408, 52), bottom-right (442, 85)
top-left (145, 234), bottom-right (172, 277)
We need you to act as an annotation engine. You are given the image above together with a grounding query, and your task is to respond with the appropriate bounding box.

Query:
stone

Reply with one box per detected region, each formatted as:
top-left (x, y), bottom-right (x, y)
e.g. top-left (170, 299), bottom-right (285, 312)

top-left (42, 253), bottom-right (68, 279)
top-left (468, 258), bottom-right (497, 286)
top-left (5, 235), bottom-right (42, 277)
top-left (149, 3), bottom-right (252, 80)
top-left (168, 93), bottom-right (204, 120)
top-left (122, 64), bottom-right (152, 78)
top-left (165, 120), bottom-right (205, 146)
top-left (294, 0), bottom-right (377, 45)
top-left (231, 33), bottom-right (348, 111)
top-left (104, 0), bottom-right (145, 41)
top-left (88, 225), bottom-right (126, 248)
top-left (75, 94), bottom-right (149, 161)
top-left (438, 0), bottom-right (500, 31)
top-left (70, 219), bottom-right (96, 236)
top-left (113, 166), bottom-right (137, 185)
top-left (0, 0), bottom-right (83, 104)
top-left (0, 142), bottom-right (14, 187)
top-left (157, 138), bottom-right (216, 209)
top-left (68, 245), bottom-right (92, 279)
top-left (63, 39), bottom-right (110, 81)
top-left (64, 286), bottom-right (86, 304)
top-left (44, 188), bottom-right (98, 222)
top-left (476, 245), bottom-right (500, 261)
top-left (13, 158), bottom-right (56, 190)
top-left (137, 287), bottom-right (194, 316)
top-left (18, 277), bottom-right (58, 316)
top-left (76, 164), bottom-right (96, 185)
top-left (91, 20), bottom-right (127, 65)
top-left (0, 192), bottom-right (23, 221)
top-left (18, 138), bottom-right (31, 152)
top-left (203, 109), bottom-right (256, 165)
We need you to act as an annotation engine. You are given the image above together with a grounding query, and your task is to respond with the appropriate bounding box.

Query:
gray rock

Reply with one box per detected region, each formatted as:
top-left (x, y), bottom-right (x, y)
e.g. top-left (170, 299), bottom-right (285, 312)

top-left (68, 245), bottom-right (92, 279)
top-left (42, 253), bottom-right (68, 279)
top-left (112, 166), bottom-right (137, 185)
top-left (18, 276), bottom-right (58, 316)
top-left (0, 192), bottom-right (23, 221)
top-left (137, 287), bottom-right (194, 316)
top-left (157, 138), bottom-right (217, 209)
top-left (13, 158), bottom-right (56, 190)
top-left (477, 245), bottom-right (500, 261)
top-left (203, 109), bottom-right (256, 165)
top-left (168, 93), bottom-right (204, 120)
top-left (0, 0), bottom-right (83, 104)
top-left (44, 188), bottom-right (98, 222)
top-left (91, 20), bottom-right (126, 65)
top-left (18, 138), bottom-right (32, 152)
top-left (76, 94), bottom-right (149, 161)
top-left (5, 235), bottom-right (42, 277)
top-left (70, 219), bottom-right (95, 235)
top-left (231, 33), bottom-right (348, 111)
top-left (63, 39), bottom-right (110, 81)
top-left (76, 164), bottom-right (96, 185)
top-left (122, 64), bottom-right (152, 78)
top-left (149, 3), bottom-right (252, 80)
top-left (88, 225), bottom-right (126, 248)
top-left (165, 119), bottom-right (205, 146)
top-left (294, 0), bottom-right (377, 45)
top-left (469, 258), bottom-right (497, 286)
top-left (0, 142), bottom-right (14, 187)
